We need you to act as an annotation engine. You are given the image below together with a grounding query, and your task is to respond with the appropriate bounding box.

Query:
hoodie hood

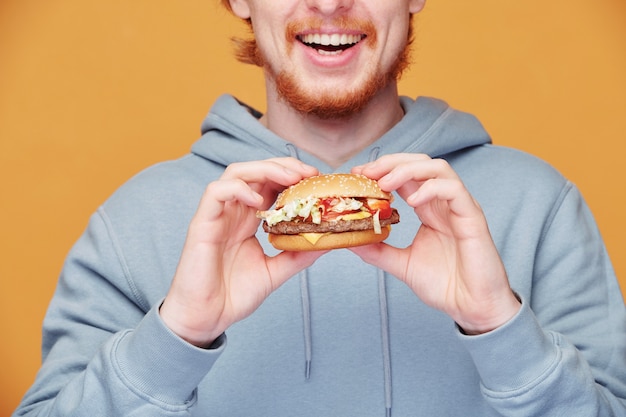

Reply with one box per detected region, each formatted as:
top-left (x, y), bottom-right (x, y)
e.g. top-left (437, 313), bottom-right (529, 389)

top-left (192, 94), bottom-right (491, 171)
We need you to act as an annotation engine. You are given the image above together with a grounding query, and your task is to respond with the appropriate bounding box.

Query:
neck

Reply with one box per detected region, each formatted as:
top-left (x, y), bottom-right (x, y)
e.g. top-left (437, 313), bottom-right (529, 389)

top-left (261, 83), bottom-right (404, 169)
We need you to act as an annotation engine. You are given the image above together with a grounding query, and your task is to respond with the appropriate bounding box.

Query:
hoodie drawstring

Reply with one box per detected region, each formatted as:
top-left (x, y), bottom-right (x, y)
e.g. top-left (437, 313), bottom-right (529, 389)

top-left (300, 270), bottom-right (313, 380)
top-left (378, 269), bottom-right (393, 417)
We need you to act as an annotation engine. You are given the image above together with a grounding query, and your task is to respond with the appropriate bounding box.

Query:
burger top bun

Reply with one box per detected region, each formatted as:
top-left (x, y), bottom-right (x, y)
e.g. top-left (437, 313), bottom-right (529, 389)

top-left (276, 173), bottom-right (391, 207)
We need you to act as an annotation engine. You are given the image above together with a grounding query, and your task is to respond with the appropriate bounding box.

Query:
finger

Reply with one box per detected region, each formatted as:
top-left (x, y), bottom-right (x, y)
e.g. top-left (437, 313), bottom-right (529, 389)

top-left (196, 179), bottom-right (264, 221)
top-left (352, 154), bottom-right (432, 181)
top-left (407, 178), bottom-right (479, 215)
top-left (222, 157), bottom-right (318, 185)
top-left (223, 158), bottom-right (319, 205)
top-left (353, 155), bottom-right (461, 203)
top-left (380, 158), bottom-right (461, 192)
top-left (406, 179), bottom-right (486, 240)
top-left (348, 243), bottom-right (409, 279)
top-left (265, 249), bottom-right (328, 290)
top-left (195, 159), bottom-right (318, 221)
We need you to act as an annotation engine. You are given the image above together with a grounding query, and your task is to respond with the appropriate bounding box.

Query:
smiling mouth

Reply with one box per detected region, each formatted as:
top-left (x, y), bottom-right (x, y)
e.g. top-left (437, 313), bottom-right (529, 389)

top-left (297, 33), bottom-right (366, 56)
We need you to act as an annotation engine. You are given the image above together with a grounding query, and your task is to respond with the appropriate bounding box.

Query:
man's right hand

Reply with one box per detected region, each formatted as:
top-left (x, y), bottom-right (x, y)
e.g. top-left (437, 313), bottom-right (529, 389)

top-left (160, 158), bottom-right (324, 347)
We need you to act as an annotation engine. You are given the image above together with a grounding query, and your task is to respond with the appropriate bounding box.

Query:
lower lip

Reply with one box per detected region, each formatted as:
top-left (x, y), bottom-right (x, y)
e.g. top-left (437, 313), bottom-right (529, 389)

top-left (297, 41), bottom-right (362, 69)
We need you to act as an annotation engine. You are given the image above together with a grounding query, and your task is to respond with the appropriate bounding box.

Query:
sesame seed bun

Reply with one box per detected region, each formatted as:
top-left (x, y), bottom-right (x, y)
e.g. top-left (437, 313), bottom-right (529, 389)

top-left (275, 173), bottom-right (391, 208)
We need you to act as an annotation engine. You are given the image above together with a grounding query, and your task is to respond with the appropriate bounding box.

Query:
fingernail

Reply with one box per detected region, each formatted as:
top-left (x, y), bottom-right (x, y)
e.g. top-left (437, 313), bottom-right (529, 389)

top-left (380, 171), bottom-right (393, 182)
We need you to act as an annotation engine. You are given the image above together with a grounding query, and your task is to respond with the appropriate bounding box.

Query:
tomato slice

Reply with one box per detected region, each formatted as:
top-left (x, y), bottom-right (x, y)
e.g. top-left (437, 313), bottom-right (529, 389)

top-left (320, 197), bottom-right (361, 221)
top-left (321, 211), bottom-right (344, 221)
top-left (366, 199), bottom-right (392, 219)
top-left (317, 197), bottom-right (391, 221)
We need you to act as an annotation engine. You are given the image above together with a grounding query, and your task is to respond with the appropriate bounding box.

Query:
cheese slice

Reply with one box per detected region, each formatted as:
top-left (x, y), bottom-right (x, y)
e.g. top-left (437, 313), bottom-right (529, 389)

top-left (300, 232), bottom-right (330, 245)
top-left (338, 211), bottom-right (372, 221)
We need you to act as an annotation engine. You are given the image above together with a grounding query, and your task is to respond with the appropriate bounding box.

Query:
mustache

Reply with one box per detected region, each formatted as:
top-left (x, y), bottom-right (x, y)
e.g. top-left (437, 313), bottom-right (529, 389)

top-left (285, 17), bottom-right (377, 47)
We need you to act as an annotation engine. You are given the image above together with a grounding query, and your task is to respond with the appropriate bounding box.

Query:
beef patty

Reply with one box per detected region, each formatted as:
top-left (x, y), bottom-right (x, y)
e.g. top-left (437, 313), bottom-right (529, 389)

top-left (262, 209), bottom-right (400, 235)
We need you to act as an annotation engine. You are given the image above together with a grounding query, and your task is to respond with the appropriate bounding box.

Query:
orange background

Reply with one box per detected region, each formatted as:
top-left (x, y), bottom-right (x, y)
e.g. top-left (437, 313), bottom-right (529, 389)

top-left (1, 1), bottom-right (625, 414)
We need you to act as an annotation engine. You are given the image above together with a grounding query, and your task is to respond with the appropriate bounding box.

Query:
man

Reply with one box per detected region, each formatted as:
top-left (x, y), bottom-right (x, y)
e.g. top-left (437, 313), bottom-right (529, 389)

top-left (14, 0), bottom-right (626, 416)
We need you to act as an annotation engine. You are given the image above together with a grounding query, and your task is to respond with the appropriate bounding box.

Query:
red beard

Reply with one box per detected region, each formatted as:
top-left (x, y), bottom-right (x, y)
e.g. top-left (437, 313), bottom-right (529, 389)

top-left (233, 17), bottom-right (414, 120)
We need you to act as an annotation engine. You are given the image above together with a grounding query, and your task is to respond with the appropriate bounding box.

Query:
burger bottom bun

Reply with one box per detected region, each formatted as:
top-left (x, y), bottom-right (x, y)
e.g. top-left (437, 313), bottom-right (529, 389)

top-left (268, 226), bottom-right (391, 252)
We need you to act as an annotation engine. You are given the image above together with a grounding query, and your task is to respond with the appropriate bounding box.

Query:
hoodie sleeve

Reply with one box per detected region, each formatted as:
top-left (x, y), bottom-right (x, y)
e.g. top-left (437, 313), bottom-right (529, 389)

top-left (460, 183), bottom-right (626, 416)
top-left (13, 209), bottom-right (226, 417)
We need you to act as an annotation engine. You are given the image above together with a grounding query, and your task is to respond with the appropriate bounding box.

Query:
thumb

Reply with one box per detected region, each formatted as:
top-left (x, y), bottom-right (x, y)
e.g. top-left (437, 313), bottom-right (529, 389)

top-left (349, 243), bottom-right (408, 278)
top-left (265, 250), bottom-right (327, 290)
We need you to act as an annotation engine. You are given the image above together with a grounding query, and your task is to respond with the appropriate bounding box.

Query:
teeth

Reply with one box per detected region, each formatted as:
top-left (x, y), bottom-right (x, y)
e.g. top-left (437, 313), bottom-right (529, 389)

top-left (318, 49), bottom-right (342, 56)
top-left (300, 33), bottom-right (363, 47)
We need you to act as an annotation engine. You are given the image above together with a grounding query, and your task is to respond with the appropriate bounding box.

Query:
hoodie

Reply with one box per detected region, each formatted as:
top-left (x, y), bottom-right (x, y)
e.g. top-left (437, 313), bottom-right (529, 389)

top-left (14, 95), bottom-right (626, 416)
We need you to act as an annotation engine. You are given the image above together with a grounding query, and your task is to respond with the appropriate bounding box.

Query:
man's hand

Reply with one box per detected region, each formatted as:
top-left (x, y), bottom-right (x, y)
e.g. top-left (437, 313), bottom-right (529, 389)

top-left (351, 154), bottom-right (520, 334)
top-left (160, 158), bottom-right (325, 347)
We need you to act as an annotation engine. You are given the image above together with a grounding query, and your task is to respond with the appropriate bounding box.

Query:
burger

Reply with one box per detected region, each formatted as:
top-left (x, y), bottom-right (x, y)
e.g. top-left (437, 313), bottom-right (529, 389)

top-left (257, 173), bottom-right (400, 251)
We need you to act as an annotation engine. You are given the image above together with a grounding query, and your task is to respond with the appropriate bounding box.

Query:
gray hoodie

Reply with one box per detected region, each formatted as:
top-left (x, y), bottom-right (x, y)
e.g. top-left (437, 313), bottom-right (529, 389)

top-left (14, 95), bottom-right (626, 416)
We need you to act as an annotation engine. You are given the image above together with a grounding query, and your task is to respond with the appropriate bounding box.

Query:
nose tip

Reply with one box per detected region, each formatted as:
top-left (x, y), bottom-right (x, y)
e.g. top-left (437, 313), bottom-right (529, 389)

top-left (305, 0), bottom-right (355, 15)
